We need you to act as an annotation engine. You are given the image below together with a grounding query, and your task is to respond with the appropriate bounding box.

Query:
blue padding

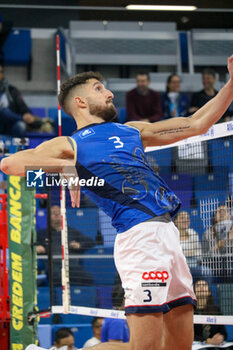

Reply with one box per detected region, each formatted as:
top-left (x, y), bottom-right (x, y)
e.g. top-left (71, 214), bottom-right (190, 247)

top-left (116, 107), bottom-right (126, 124)
top-left (71, 286), bottom-right (97, 306)
top-left (99, 209), bottom-right (117, 247)
top-left (25, 131), bottom-right (55, 138)
top-left (226, 325), bottom-right (233, 341)
top-left (36, 208), bottom-right (47, 230)
top-left (210, 283), bottom-right (217, 304)
top-left (217, 284), bottom-right (233, 316)
top-left (184, 207), bottom-right (204, 238)
top-left (30, 107), bottom-right (47, 118)
top-left (229, 173), bottom-right (233, 195)
top-left (209, 139), bottom-right (233, 169)
top-left (195, 190), bottom-right (227, 204)
top-left (38, 325), bottom-right (52, 348)
top-left (37, 258), bottom-right (47, 272)
top-left (56, 286), bottom-right (97, 306)
top-left (97, 286), bottom-right (113, 308)
top-left (66, 208), bottom-right (98, 240)
top-left (175, 190), bottom-right (192, 209)
top-left (83, 247), bottom-right (116, 285)
top-left (48, 108), bottom-right (77, 136)
top-left (58, 32), bottom-right (66, 64)
top-left (3, 29), bottom-right (31, 64)
top-left (55, 286), bottom-right (96, 324)
top-left (194, 173), bottom-right (228, 192)
top-left (163, 173), bottom-right (193, 208)
top-left (52, 324), bottom-right (93, 349)
top-left (179, 32), bottom-right (188, 66)
top-left (149, 149), bottom-right (172, 170)
top-left (28, 135), bottom-right (54, 149)
top-left (37, 287), bottom-right (50, 310)
top-left (85, 247), bottom-right (114, 255)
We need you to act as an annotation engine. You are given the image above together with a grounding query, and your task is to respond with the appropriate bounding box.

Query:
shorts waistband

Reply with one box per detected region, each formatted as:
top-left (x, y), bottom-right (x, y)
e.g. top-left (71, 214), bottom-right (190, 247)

top-left (145, 212), bottom-right (171, 223)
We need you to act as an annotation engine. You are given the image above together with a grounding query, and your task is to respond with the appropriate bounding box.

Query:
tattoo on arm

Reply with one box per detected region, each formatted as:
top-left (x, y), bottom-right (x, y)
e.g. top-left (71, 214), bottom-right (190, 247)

top-left (154, 125), bottom-right (191, 136)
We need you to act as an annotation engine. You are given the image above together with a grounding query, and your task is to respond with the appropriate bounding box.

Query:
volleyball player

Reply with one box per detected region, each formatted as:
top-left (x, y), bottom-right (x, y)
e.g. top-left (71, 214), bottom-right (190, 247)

top-left (2, 56), bottom-right (233, 350)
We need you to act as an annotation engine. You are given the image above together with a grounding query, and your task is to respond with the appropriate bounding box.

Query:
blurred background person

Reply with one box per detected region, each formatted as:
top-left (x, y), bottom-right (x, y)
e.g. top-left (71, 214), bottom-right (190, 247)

top-left (83, 317), bottom-right (103, 348)
top-left (0, 63), bottom-right (53, 136)
top-left (194, 279), bottom-right (228, 348)
top-left (51, 327), bottom-right (76, 350)
top-left (202, 205), bottom-right (233, 256)
top-left (126, 72), bottom-right (162, 122)
top-left (37, 205), bottom-right (95, 286)
top-left (189, 68), bottom-right (232, 122)
top-left (162, 74), bottom-right (189, 119)
top-left (174, 210), bottom-right (213, 283)
top-left (174, 210), bottom-right (202, 263)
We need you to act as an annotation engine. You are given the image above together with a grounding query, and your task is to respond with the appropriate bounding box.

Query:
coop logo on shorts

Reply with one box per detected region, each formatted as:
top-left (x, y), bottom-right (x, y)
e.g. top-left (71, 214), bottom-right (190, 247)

top-left (141, 270), bottom-right (169, 287)
top-left (26, 168), bottom-right (45, 187)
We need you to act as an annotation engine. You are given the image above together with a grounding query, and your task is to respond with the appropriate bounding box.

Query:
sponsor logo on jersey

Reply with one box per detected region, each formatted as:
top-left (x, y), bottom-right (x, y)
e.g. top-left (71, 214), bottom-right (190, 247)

top-left (141, 270), bottom-right (169, 287)
top-left (79, 128), bottom-right (95, 139)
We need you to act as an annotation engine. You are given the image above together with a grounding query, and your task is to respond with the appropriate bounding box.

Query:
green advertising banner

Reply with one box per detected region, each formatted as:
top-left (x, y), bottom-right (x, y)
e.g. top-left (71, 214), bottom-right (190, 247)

top-left (8, 176), bottom-right (38, 350)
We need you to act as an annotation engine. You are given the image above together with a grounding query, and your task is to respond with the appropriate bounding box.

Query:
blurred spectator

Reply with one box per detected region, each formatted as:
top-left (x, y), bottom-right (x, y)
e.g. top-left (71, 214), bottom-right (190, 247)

top-left (0, 63), bottom-right (54, 136)
top-left (0, 14), bottom-right (13, 64)
top-left (162, 74), bottom-right (189, 119)
top-left (51, 327), bottom-right (76, 350)
top-left (189, 68), bottom-right (231, 122)
top-left (83, 317), bottom-right (103, 348)
top-left (126, 72), bottom-right (162, 122)
top-left (194, 280), bottom-right (228, 348)
top-left (101, 280), bottom-right (129, 343)
top-left (174, 211), bottom-right (213, 283)
top-left (202, 205), bottom-right (233, 256)
top-left (174, 211), bottom-right (202, 262)
top-left (37, 205), bottom-right (95, 286)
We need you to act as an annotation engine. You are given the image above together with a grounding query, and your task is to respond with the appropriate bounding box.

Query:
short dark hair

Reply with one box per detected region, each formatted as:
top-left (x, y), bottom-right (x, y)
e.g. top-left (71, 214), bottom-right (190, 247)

top-left (58, 71), bottom-right (104, 115)
top-left (92, 317), bottom-right (103, 328)
top-left (202, 68), bottom-right (216, 78)
top-left (55, 327), bottom-right (74, 344)
top-left (166, 73), bottom-right (180, 92)
top-left (136, 72), bottom-right (150, 80)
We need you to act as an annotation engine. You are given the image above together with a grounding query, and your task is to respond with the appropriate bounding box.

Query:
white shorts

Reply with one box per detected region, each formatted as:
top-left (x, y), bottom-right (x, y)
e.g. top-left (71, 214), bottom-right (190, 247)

top-left (114, 221), bottom-right (196, 315)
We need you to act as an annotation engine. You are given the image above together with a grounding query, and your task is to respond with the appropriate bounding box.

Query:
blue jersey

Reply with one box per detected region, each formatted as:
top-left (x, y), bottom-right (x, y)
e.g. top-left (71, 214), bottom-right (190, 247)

top-left (70, 122), bottom-right (181, 233)
top-left (101, 318), bottom-right (129, 343)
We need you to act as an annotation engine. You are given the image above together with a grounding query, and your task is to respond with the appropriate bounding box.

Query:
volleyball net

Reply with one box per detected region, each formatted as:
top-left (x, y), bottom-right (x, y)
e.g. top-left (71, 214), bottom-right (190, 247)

top-left (35, 121), bottom-right (233, 325)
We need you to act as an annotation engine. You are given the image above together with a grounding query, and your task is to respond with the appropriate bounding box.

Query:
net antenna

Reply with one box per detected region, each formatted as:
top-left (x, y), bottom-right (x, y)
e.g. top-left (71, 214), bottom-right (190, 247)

top-left (56, 34), bottom-right (71, 313)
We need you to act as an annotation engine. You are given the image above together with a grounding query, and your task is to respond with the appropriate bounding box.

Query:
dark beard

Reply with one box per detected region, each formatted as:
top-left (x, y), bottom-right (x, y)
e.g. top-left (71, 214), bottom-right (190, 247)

top-left (88, 102), bottom-right (117, 122)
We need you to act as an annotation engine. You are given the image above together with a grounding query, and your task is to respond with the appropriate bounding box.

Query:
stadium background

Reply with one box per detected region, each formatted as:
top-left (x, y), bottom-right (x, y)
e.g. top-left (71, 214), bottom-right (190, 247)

top-left (1, 0), bottom-right (233, 349)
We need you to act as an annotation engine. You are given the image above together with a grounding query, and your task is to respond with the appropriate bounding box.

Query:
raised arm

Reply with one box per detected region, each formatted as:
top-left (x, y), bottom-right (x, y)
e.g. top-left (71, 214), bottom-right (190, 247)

top-left (0, 136), bottom-right (75, 176)
top-left (126, 55), bottom-right (233, 147)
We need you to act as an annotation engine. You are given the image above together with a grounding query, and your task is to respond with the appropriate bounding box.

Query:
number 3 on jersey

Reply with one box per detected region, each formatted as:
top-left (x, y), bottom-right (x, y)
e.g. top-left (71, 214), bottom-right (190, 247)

top-left (143, 289), bottom-right (152, 302)
top-left (108, 136), bottom-right (124, 149)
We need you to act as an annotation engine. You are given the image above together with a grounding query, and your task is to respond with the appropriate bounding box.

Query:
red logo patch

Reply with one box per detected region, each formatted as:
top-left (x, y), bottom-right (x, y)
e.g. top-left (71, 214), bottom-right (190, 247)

top-left (142, 271), bottom-right (169, 282)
